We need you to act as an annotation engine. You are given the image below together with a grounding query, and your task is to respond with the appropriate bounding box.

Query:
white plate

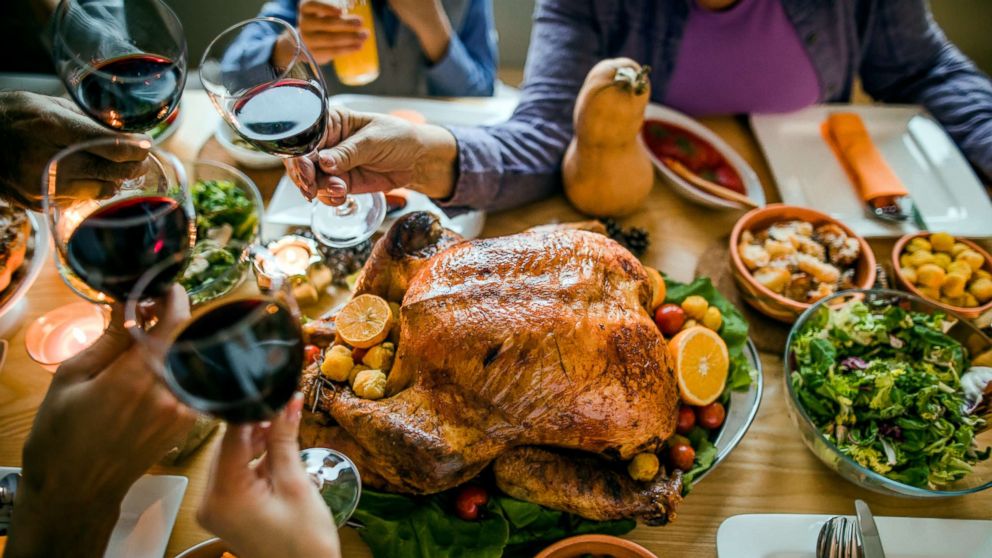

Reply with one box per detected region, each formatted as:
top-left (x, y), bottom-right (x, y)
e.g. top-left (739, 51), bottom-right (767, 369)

top-left (265, 176), bottom-right (486, 240)
top-left (0, 212), bottom-right (50, 338)
top-left (717, 513), bottom-right (992, 558)
top-left (750, 104), bottom-right (992, 238)
top-left (643, 103), bottom-right (766, 210)
top-left (327, 93), bottom-right (517, 127)
top-left (0, 467), bottom-right (188, 558)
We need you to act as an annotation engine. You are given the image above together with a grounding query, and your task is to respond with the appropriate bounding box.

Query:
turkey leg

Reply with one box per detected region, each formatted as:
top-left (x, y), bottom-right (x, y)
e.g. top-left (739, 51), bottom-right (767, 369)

top-left (493, 446), bottom-right (683, 526)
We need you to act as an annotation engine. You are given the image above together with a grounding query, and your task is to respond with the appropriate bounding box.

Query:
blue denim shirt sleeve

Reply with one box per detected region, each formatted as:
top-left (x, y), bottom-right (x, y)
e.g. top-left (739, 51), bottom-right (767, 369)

top-left (441, 0), bottom-right (598, 210)
top-left (220, 0), bottom-right (299, 84)
top-left (425, 0), bottom-right (497, 97)
top-left (859, 0), bottom-right (992, 180)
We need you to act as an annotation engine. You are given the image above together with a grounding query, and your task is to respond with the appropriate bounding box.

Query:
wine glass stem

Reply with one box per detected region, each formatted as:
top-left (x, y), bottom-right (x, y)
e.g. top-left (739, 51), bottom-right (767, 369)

top-left (335, 196), bottom-right (358, 217)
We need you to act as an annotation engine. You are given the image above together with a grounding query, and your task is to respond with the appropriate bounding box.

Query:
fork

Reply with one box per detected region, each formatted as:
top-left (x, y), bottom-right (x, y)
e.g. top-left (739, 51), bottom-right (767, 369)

top-left (816, 515), bottom-right (864, 558)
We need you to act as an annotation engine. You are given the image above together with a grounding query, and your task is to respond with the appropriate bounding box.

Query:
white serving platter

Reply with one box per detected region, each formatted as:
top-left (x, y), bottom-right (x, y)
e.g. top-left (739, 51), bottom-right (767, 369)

top-left (265, 177), bottom-right (486, 240)
top-left (644, 103), bottom-right (766, 210)
top-left (751, 104), bottom-right (992, 238)
top-left (0, 467), bottom-right (188, 558)
top-left (717, 513), bottom-right (992, 558)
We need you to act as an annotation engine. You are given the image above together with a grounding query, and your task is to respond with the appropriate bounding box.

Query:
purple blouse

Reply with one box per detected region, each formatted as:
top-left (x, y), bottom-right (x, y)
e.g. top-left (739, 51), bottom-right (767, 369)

top-left (664, 0), bottom-right (820, 116)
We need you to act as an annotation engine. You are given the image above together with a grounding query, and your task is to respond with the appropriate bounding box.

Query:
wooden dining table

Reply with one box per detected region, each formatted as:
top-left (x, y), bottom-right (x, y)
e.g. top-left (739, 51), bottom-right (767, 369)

top-left (1, 89), bottom-right (990, 558)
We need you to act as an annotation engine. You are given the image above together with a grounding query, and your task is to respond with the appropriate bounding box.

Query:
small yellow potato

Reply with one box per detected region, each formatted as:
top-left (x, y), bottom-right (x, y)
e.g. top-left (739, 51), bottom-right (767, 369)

top-left (929, 232), bottom-right (955, 253)
top-left (915, 264), bottom-right (946, 289)
top-left (627, 453), bottom-right (660, 482)
top-left (348, 364), bottom-right (370, 386)
top-left (363, 342), bottom-right (395, 372)
top-left (681, 295), bottom-right (709, 321)
top-left (957, 249), bottom-right (985, 272)
top-left (702, 306), bottom-right (723, 331)
top-left (933, 253), bottom-right (952, 270)
top-left (900, 253), bottom-right (913, 268)
top-left (917, 285), bottom-right (941, 301)
top-left (900, 267), bottom-right (918, 284)
top-left (906, 250), bottom-right (935, 268)
top-left (352, 369), bottom-right (387, 400)
top-left (906, 237), bottom-right (932, 253)
top-left (951, 242), bottom-right (971, 257)
top-left (320, 345), bottom-right (354, 382)
top-left (969, 278), bottom-right (992, 303)
top-left (941, 273), bottom-right (967, 298)
top-left (974, 269), bottom-right (992, 281)
top-left (947, 261), bottom-right (973, 281)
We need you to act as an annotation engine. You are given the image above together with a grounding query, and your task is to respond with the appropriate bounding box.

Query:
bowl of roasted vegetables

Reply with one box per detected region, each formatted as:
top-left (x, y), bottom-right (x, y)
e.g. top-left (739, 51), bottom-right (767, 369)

top-left (785, 289), bottom-right (992, 497)
top-left (730, 204), bottom-right (876, 323)
top-left (892, 232), bottom-right (992, 320)
top-left (180, 161), bottom-right (263, 305)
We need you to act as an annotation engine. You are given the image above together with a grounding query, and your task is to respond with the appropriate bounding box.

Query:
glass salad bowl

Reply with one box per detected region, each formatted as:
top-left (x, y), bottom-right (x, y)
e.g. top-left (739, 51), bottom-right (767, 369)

top-left (181, 160), bottom-right (263, 306)
top-left (784, 289), bottom-right (992, 497)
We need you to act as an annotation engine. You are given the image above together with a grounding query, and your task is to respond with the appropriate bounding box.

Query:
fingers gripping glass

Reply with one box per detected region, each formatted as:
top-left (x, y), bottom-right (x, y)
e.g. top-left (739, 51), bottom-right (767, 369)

top-left (52, 0), bottom-right (187, 134)
top-left (42, 137), bottom-right (195, 305)
top-left (199, 17), bottom-right (385, 248)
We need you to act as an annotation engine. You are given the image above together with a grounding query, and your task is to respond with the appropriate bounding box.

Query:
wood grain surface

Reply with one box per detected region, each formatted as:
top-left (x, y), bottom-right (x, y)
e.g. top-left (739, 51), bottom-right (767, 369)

top-left (1, 95), bottom-right (989, 558)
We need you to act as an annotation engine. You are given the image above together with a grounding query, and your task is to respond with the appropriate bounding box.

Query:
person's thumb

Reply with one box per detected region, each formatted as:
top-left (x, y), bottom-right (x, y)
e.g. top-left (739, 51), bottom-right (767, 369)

top-left (266, 392), bottom-right (306, 492)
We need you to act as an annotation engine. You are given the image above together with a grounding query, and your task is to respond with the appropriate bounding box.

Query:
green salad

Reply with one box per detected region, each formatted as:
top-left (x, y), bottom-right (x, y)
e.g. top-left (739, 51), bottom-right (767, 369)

top-left (790, 300), bottom-right (990, 489)
top-left (179, 179), bottom-right (258, 304)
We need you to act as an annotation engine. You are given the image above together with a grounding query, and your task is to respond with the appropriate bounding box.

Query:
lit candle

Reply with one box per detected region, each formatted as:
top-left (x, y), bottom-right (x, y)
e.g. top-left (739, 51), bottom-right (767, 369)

top-left (274, 242), bottom-right (313, 276)
top-left (25, 302), bottom-right (108, 368)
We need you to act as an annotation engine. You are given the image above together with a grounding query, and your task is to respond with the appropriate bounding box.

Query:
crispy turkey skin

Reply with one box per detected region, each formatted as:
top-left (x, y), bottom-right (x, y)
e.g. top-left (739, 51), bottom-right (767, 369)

top-left (301, 212), bottom-right (681, 523)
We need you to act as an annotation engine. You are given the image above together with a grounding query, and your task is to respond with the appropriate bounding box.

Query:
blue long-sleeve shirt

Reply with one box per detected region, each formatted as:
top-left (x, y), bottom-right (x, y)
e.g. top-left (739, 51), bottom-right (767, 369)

top-left (444, 0), bottom-right (992, 211)
top-left (234, 0), bottom-right (496, 97)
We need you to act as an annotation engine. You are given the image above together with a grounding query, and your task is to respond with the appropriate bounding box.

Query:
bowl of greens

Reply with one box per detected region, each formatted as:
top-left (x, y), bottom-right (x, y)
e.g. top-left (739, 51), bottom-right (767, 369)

top-left (180, 161), bottom-right (263, 305)
top-left (785, 288), bottom-right (992, 497)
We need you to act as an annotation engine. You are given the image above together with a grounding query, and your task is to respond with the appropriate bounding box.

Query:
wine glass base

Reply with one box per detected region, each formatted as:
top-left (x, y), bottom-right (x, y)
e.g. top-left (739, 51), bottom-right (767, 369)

top-left (310, 192), bottom-right (386, 248)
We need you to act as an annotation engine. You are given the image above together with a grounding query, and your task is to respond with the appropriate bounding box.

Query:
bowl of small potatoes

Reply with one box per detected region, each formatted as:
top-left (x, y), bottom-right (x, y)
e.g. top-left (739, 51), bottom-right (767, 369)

top-left (892, 231), bottom-right (992, 320)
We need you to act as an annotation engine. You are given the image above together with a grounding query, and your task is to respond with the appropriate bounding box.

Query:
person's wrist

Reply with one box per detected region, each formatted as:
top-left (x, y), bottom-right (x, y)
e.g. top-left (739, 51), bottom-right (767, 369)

top-left (6, 482), bottom-right (121, 558)
top-left (412, 124), bottom-right (457, 200)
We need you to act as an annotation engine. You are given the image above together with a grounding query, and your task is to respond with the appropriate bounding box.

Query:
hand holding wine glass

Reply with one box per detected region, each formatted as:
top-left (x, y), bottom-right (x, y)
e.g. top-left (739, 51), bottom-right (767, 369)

top-left (51, 0), bottom-right (187, 134)
top-left (0, 92), bottom-right (148, 210)
top-left (198, 394), bottom-right (342, 558)
top-left (6, 290), bottom-right (196, 557)
top-left (200, 17), bottom-right (385, 247)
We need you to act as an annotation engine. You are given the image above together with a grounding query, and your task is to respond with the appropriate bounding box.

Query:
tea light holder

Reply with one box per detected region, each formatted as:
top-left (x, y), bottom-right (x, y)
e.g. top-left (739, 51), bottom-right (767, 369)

top-left (25, 302), bottom-right (109, 369)
top-left (253, 235), bottom-right (333, 305)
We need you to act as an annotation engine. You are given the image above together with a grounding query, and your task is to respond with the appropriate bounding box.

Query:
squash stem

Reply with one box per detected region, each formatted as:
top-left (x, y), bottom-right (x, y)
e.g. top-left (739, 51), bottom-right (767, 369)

top-left (614, 65), bottom-right (652, 96)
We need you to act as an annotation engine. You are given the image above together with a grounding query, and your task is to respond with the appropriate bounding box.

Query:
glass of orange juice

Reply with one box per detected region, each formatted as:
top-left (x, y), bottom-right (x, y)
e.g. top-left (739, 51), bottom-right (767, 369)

top-left (329, 0), bottom-right (379, 86)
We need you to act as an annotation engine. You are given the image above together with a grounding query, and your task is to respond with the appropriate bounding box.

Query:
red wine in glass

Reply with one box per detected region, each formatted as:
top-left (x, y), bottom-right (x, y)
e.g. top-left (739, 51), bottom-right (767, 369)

top-left (73, 54), bottom-right (183, 133)
top-left (165, 297), bottom-right (304, 423)
top-left (66, 196), bottom-right (192, 301)
top-left (232, 78), bottom-right (326, 156)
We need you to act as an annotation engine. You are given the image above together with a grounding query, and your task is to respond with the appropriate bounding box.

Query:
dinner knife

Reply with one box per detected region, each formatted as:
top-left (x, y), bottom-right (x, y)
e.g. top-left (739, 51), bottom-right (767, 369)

top-left (855, 499), bottom-right (886, 558)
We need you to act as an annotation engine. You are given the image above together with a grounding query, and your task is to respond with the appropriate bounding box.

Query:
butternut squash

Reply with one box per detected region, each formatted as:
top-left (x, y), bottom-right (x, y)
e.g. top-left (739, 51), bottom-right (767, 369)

top-left (563, 58), bottom-right (653, 218)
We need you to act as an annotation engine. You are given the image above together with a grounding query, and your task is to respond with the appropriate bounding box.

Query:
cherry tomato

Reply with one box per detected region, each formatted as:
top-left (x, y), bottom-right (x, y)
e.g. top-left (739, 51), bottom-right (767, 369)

top-left (676, 406), bottom-right (696, 435)
top-left (697, 402), bottom-right (726, 430)
top-left (669, 443), bottom-right (696, 472)
top-left (714, 165), bottom-right (745, 194)
top-left (454, 485), bottom-right (489, 521)
top-left (654, 304), bottom-right (687, 337)
top-left (303, 344), bottom-right (321, 366)
top-left (352, 347), bottom-right (369, 362)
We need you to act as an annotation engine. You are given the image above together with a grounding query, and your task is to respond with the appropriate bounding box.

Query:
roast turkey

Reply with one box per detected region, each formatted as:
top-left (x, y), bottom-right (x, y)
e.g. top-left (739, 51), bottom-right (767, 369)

top-left (301, 212), bottom-right (683, 524)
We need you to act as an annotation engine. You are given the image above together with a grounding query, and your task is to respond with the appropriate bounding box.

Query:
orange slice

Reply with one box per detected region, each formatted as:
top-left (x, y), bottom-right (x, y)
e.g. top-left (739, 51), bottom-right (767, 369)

top-left (336, 294), bottom-right (395, 349)
top-left (668, 326), bottom-right (729, 405)
top-left (645, 266), bottom-right (666, 310)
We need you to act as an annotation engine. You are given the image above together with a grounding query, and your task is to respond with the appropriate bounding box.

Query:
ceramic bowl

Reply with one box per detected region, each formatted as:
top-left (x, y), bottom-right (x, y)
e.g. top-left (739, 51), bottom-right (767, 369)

top-left (214, 121), bottom-right (283, 169)
top-left (729, 204), bottom-right (876, 323)
top-left (535, 535), bottom-right (657, 558)
top-left (642, 103), bottom-right (765, 210)
top-left (891, 232), bottom-right (992, 321)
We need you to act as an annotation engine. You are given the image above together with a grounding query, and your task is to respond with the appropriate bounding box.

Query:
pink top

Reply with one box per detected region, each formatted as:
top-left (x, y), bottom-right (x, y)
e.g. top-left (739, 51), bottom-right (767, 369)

top-left (664, 0), bottom-right (821, 116)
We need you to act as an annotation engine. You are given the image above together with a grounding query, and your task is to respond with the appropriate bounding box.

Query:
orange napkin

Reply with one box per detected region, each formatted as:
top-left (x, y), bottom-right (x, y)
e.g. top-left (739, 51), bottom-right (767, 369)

top-left (821, 112), bottom-right (908, 204)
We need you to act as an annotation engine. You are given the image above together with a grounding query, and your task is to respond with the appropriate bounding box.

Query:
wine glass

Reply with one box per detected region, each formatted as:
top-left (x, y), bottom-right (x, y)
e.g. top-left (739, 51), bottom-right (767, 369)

top-left (43, 137), bottom-right (195, 305)
top-left (51, 0), bottom-right (188, 134)
top-left (199, 17), bottom-right (386, 248)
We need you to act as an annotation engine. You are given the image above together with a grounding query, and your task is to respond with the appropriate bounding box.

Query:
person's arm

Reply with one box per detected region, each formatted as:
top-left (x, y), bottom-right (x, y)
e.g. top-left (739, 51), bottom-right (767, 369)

top-left (440, 0), bottom-right (600, 210)
top-left (859, 0), bottom-right (992, 180)
top-left (221, 0), bottom-right (299, 75)
top-left (418, 0), bottom-right (498, 97)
